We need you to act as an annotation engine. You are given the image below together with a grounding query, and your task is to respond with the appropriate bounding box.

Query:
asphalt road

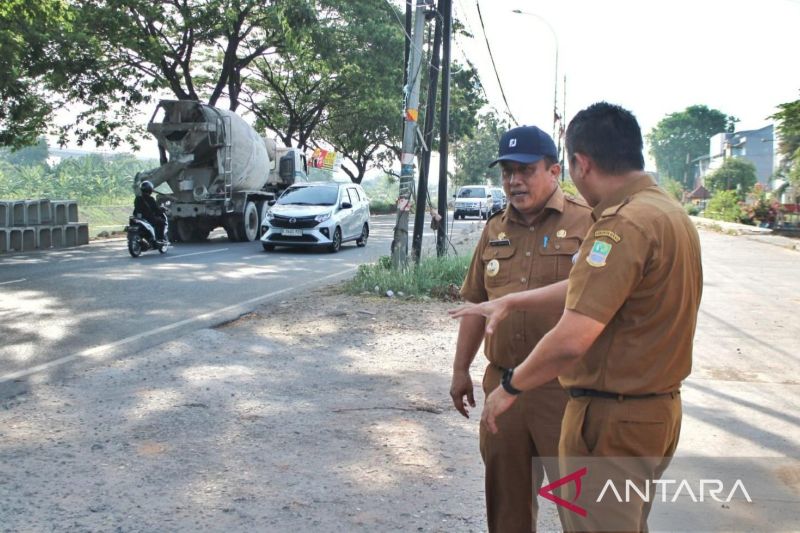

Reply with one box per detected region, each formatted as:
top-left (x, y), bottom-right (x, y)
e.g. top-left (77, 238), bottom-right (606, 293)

top-left (0, 213), bottom-right (479, 395)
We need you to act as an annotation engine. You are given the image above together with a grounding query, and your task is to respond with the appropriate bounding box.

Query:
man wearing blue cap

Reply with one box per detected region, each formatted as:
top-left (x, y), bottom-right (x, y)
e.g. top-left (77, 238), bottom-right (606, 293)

top-left (451, 125), bottom-right (593, 532)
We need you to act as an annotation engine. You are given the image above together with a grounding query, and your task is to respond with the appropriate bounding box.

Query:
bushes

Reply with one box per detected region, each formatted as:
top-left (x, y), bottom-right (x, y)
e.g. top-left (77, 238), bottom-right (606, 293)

top-left (345, 254), bottom-right (472, 300)
top-left (705, 190), bottom-right (744, 223)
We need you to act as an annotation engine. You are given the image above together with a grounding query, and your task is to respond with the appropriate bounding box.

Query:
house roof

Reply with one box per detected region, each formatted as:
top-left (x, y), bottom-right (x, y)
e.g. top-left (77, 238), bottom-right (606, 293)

top-left (689, 185), bottom-right (712, 199)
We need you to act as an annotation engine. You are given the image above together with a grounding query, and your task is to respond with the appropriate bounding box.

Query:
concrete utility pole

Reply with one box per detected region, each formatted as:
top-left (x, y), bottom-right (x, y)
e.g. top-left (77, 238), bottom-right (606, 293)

top-left (436, 0), bottom-right (452, 257)
top-left (391, 0), bottom-right (430, 269)
top-left (412, 2), bottom-right (443, 264)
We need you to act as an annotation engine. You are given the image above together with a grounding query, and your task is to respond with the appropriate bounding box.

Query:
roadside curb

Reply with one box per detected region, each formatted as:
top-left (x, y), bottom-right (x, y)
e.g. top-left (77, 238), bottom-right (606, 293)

top-left (691, 216), bottom-right (799, 253)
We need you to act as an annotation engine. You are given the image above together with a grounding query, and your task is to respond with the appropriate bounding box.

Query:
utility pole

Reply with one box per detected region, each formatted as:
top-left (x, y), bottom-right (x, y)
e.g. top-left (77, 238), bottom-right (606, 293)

top-left (436, 0), bottom-right (452, 257)
top-left (412, 3), bottom-right (442, 264)
top-left (391, 0), bottom-right (429, 269)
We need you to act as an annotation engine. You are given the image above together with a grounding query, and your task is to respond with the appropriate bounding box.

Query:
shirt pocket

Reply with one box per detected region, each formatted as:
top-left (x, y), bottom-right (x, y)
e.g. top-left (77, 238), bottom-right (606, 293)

top-left (537, 237), bottom-right (582, 283)
top-left (482, 245), bottom-right (516, 288)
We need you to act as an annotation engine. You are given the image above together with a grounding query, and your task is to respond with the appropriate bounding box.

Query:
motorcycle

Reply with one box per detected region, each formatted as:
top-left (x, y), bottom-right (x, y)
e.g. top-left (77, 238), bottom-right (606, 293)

top-left (126, 212), bottom-right (170, 257)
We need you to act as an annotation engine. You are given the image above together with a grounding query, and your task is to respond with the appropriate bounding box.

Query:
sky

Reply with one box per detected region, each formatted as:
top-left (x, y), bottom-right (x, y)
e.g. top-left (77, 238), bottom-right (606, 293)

top-left (55, 0), bottom-right (800, 176)
top-left (449, 0), bottom-right (800, 168)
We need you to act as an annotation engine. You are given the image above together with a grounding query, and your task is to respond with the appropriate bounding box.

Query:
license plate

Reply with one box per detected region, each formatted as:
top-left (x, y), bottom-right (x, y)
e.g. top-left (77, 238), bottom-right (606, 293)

top-left (282, 228), bottom-right (303, 236)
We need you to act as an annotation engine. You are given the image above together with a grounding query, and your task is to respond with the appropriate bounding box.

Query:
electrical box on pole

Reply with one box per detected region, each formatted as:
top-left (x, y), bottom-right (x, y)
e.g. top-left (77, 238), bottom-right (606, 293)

top-left (390, 0), bottom-right (431, 270)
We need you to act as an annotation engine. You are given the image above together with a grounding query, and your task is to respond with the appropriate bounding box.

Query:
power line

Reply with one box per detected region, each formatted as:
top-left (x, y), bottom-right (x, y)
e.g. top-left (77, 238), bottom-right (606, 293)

top-left (475, 0), bottom-right (518, 125)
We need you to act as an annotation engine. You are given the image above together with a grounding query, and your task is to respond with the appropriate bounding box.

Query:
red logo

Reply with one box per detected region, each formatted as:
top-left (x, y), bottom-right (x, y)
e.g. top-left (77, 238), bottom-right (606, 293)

top-left (538, 467), bottom-right (588, 517)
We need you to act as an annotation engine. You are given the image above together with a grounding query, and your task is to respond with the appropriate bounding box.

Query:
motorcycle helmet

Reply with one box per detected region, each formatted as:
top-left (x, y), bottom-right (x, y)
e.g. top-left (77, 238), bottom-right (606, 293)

top-left (140, 180), bottom-right (154, 194)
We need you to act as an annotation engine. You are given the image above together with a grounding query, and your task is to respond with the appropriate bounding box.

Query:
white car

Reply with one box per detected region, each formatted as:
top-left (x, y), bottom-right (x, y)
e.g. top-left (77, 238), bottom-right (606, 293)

top-left (260, 182), bottom-right (370, 253)
top-left (453, 185), bottom-right (492, 220)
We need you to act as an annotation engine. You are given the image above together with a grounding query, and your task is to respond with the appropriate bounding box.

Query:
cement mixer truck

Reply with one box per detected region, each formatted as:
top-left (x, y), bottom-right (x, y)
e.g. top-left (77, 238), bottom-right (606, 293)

top-left (134, 99), bottom-right (308, 242)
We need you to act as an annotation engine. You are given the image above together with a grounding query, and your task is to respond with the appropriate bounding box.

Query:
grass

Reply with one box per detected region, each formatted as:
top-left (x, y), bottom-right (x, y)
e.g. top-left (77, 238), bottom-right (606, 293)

top-left (345, 254), bottom-right (473, 300)
top-left (78, 204), bottom-right (133, 237)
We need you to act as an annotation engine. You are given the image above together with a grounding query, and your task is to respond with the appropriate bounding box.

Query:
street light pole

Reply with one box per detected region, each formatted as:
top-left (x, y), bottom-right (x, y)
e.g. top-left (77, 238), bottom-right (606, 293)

top-left (511, 9), bottom-right (559, 141)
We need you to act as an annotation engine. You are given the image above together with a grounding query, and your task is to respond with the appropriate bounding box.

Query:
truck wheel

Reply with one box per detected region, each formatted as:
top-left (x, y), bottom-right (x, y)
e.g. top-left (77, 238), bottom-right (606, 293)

top-left (224, 223), bottom-right (240, 242)
top-left (175, 219), bottom-right (194, 242)
top-left (237, 201), bottom-right (259, 242)
top-left (191, 227), bottom-right (210, 241)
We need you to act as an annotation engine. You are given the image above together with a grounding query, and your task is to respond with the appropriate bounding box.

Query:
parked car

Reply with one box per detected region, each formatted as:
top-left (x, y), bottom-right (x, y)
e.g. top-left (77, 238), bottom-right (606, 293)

top-left (453, 185), bottom-right (492, 220)
top-left (260, 182), bottom-right (370, 253)
top-left (489, 187), bottom-right (507, 214)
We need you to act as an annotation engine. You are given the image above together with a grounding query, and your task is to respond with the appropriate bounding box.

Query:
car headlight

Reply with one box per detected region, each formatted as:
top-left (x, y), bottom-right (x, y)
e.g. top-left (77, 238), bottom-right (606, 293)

top-left (265, 210), bottom-right (274, 221)
top-left (315, 212), bottom-right (332, 223)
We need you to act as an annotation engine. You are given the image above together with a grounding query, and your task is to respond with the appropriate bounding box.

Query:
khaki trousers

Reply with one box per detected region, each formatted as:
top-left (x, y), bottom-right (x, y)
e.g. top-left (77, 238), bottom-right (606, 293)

top-left (558, 393), bottom-right (682, 533)
top-left (480, 364), bottom-right (568, 533)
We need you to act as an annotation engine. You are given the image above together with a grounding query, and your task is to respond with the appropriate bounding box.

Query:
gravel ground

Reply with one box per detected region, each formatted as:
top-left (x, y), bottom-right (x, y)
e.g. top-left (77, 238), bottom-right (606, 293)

top-left (0, 219), bottom-right (564, 532)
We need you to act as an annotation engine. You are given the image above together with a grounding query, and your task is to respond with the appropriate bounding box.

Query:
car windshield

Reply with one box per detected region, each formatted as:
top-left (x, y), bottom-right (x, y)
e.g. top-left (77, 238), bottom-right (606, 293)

top-left (277, 185), bottom-right (338, 206)
top-left (458, 188), bottom-right (486, 198)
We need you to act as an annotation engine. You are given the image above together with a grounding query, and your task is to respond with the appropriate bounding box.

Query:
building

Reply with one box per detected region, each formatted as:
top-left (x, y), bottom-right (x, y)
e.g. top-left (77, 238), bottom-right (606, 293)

top-left (694, 124), bottom-right (776, 189)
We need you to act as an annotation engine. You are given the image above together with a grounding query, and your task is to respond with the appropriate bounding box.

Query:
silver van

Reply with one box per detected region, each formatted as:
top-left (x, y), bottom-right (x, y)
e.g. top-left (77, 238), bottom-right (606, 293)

top-left (260, 182), bottom-right (370, 253)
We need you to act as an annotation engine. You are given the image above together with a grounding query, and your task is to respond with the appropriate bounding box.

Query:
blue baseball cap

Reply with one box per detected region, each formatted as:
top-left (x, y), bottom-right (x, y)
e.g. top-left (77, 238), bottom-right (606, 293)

top-left (489, 125), bottom-right (558, 167)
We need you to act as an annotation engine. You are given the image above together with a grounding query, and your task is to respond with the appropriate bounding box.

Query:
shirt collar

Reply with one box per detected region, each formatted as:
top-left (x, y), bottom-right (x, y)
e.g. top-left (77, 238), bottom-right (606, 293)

top-left (591, 172), bottom-right (655, 220)
top-left (503, 185), bottom-right (565, 225)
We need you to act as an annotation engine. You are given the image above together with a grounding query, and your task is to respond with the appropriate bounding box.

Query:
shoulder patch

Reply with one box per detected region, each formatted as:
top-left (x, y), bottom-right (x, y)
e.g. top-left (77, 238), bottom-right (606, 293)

top-left (586, 240), bottom-right (612, 267)
top-left (594, 229), bottom-right (621, 242)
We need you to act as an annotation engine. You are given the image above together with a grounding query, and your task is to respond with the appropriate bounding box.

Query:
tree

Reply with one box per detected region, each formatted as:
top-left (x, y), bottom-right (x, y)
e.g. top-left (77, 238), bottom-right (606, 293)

top-left (0, 138), bottom-right (49, 166)
top-left (301, 0), bottom-right (404, 183)
top-left (704, 157), bottom-right (757, 197)
top-left (647, 105), bottom-right (737, 188)
top-left (0, 0), bottom-right (73, 148)
top-left (451, 112), bottom-right (508, 188)
top-left (659, 176), bottom-right (685, 202)
top-left (771, 95), bottom-right (800, 187)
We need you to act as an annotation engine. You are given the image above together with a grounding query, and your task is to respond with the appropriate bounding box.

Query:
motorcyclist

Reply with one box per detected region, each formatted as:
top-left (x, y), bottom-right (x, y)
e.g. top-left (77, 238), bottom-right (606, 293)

top-left (134, 180), bottom-right (166, 243)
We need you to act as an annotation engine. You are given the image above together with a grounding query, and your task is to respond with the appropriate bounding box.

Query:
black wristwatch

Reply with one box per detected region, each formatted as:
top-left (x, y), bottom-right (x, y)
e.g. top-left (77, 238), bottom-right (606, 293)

top-left (501, 367), bottom-right (523, 395)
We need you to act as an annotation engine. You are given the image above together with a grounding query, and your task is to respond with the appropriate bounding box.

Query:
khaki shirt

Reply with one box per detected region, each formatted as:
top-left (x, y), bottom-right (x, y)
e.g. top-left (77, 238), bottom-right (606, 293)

top-left (461, 186), bottom-right (593, 370)
top-left (562, 173), bottom-right (703, 394)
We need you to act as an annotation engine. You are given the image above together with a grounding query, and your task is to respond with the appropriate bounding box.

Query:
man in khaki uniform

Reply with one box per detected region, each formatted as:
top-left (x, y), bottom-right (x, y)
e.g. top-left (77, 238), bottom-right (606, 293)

top-left (451, 125), bottom-right (592, 532)
top-left (452, 103), bottom-right (703, 532)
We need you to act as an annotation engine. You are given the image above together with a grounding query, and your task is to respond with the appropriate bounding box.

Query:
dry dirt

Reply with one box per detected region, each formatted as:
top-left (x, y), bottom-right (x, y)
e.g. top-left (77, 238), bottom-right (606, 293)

top-left (0, 282), bottom-right (563, 532)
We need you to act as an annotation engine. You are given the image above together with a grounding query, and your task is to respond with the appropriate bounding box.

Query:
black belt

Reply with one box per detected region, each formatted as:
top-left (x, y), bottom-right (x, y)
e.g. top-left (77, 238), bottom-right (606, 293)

top-left (568, 388), bottom-right (679, 401)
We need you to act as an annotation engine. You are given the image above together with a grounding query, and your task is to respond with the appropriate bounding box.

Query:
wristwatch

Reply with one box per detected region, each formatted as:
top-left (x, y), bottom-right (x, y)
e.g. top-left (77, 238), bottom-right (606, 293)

top-left (501, 367), bottom-right (523, 395)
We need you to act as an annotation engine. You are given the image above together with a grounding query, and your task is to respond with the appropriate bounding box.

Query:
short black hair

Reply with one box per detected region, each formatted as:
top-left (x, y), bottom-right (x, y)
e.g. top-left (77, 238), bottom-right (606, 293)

top-left (542, 155), bottom-right (558, 169)
top-left (566, 102), bottom-right (644, 174)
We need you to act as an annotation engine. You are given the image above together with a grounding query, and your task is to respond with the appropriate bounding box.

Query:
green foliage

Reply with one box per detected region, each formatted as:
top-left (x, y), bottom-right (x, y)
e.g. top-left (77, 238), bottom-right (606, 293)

top-left (705, 190), bottom-right (743, 223)
top-left (770, 95), bottom-right (800, 187)
top-left (659, 176), bottom-right (685, 201)
top-left (0, 152), bottom-right (155, 204)
top-left (345, 254), bottom-right (472, 300)
top-left (704, 158), bottom-right (757, 197)
top-left (0, 138), bottom-right (49, 166)
top-left (646, 105), bottom-right (737, 188)
top-left (684, 204), bottom-right (700, 216)
top-left (0, 0), bottom-right (70, 147)
top-left (452, 112), bottom-right (509, 188)
top-left (560, 179), bottom-right (579, 197)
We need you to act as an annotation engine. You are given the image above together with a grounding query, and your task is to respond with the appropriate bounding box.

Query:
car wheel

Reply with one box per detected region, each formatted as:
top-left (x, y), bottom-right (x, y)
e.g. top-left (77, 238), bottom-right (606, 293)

top-left (356, 223), bottom-right (369, 247)
top-left (262, 243), bottom-right (275, 252)
top-left (328, 227), bottom-right (342, 253)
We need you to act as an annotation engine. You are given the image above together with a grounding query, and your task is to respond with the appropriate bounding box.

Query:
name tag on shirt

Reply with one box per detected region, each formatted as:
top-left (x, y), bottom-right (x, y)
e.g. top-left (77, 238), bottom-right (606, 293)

top-left (489, 239), bottom-right (511, 247)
